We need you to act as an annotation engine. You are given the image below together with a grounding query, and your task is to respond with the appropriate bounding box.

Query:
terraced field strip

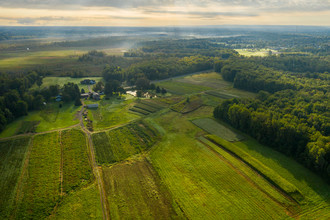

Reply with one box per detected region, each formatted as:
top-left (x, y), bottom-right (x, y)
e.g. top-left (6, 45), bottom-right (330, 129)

top-left (102, 158), bottom-right (178, 219)
top-left (205, 135), bottom-right (303, 202)
top-left (92, 121), bottom-right (160, 165)
top-left (129, 107), bottom-right (150, 115)
top-left (198, 136), bottom-right (298, 215)
top-left (13, 132), bottom-right (61, 219)
top-left (61, 129), bottom-right (93, 194)
top-left (192, 118), bottom-right (244, 142)
top-left (150, 133), bottom-right (290, 219)
top-left (0, 137), bottom-right (31, 219)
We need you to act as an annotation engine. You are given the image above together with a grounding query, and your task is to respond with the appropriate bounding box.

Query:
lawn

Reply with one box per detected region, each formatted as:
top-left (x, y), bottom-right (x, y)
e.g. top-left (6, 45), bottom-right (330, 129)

top-left (102, 158), bottom-right (178, 219)
top-left (175, 72), bottom-right (232, 89)
top-left (192, 118), bottom-right (244, 142)
top-left (0, 102), bottom-right (80, 138)
top-left (86, 97), bottom-right (140, 131)
top-left (0, 137), bottom-right (31, 219)
top-left (52, 183), bottom-right (103, 220)
top-left (61, 129), bottom-right (93, 193)
top-left (14, 132), bottom-right (61, 219)
top-left (149, 112), bottom-right (290, 219)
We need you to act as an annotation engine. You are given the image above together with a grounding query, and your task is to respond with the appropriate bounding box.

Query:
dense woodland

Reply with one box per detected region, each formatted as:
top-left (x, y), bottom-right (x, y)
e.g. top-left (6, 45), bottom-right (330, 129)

top-left (214, 56), bottom-right (329, 180)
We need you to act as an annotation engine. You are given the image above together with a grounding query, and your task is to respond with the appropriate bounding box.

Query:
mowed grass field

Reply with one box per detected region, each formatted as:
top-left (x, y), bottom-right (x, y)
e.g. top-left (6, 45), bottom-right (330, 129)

top-left (38, 77), bottom-right (103, 91)
top-left (0, 137), bottom-right (31, 219)
top-left (155, 80), bottom-right (212, 95)
top-left (149, 112), bottom-right (290, 219)
top-left (192, 118), bottom-right (244, 142)
top-left (235, 49), bottom-right (278, 57)
top-left (86, 97), bottom-right (140, 131)
top-left (102, 158), bottom-right (179, 219)
top-left (0, 50), bottom-right (85, 70)
top-left (0, 102), bottom-right (80, 138)
top-left (92, 121), bottom-right (159, 165)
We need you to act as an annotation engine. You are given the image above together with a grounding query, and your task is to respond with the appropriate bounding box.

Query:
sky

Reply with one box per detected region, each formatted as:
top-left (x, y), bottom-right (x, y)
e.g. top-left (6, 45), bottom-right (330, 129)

top-left (0, 0), bottom-right (329, 26)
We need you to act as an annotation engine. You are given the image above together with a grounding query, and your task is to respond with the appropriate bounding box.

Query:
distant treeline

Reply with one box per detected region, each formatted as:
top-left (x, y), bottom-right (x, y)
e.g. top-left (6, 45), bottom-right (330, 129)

top-left (214, 56), bottom-right (330, 181)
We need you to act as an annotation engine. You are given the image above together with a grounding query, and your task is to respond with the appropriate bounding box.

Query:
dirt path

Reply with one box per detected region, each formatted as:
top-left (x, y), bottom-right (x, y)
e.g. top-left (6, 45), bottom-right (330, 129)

top-left (79, 101), bottom-right (110, 220)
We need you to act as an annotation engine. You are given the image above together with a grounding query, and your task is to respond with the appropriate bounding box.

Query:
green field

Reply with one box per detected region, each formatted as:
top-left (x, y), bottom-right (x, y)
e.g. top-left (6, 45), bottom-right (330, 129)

top-left (192, 118), bottom-right (244, 142)
top-left (86, 97), bottom-right (140, 131)
top-left (61, 129), bottom-right (93, 193)
top-left (0, 102), bottom-right (80, 138)
top-left (235, 49), bottom-right (278, 57)
top-left (92, 121), bottom-right (159, 165)
top-left (171, 94), bottom-right (203, 114)
top-left (130, 99), bottom-right (164, 116)
top-left (149, 112), bottom-right (290, 219)
top-left (102, 158), bottom-right (178, 219)
top-left (38, 77), bottom-right (103, 91)
top-left (175, 72), bottom-right (232, 89)
top-left (0, 137), bottom-right (31, 219)
top-left (52, 183), bottom-right (103, 220)
top-left (14, 132), bottom-right (61, 219)
top-left (205, 90), bottom-right (239, 99)
top-left (155, 80), bottom-right (212, 95)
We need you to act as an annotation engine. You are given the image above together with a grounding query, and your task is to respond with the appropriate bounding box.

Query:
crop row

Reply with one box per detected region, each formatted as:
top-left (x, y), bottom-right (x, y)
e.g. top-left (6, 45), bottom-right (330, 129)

top-left (205, 90), bottom-right (239, 99)
top-left (92, 121), bottom-right (160, 165)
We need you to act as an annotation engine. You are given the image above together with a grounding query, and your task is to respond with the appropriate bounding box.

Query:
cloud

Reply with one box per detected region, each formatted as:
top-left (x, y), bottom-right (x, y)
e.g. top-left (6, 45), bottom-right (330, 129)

top-left (16, 17), bottom-right (36, 24)
top-left (146, 10), bottom-right (257, 18)
top-left (0, 0), bottom-right (328, 12)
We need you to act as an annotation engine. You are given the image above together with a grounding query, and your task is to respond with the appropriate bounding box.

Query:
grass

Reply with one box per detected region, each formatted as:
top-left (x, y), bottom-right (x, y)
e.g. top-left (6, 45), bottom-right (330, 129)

top-left (92, 121), bottom-right (159, 165)
top-left (86, 97), bottom-right (140, 131)
top-left (0, 102), bottom-right (80, 138)
top-left (129, 107), bottom-right (150, 115)
top-left (14, 132), bottom-right (61, 219)
top-left (235, 49), bottom-right (278, 57)
top-left (192, 118), bottom-right (244, 142)
top-left (61, 129), bottom-right (93, 193)
top-left (175, 72), bottom-right (232, 89)
top-left (0, 50), bottom-right (85, 70)
top-left (205, 135), bottom-right (303, 201)
top-left (232, 138), bottom-right (330, 219)
top-left (102, 158), bottom-right (178, 219)
top-left (38, 76), bottom-right (103, 91)
top-left (155, 80), bottom-right (212, 95)
top-left (16, 121), bottom-right (40, 134)
top-left (0, 137), bottom-right (31, 219)
top-left (205, 90), bottom-right (239, 99)
top-left (52, 183), bottom-right (103, 220)
top-left (171, 94), bottom-right (203, 114)
top-left (149, 112), bottom-right (290, 219)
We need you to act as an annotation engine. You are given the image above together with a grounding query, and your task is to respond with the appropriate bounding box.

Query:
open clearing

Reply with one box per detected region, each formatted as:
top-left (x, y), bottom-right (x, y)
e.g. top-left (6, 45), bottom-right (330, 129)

top-left (0, 137), bottom-right (31, 219)
top-left (38, 77), bottom-right (103, 91)
top-left (155, 80), bottom-right (212, 95)
top-left (235, 49), bottom-right (278, 57)
top-left (0, 103), bottom-right (80, 138)
top-left (102, 158), bottom-right (178, 219)
top-left (149, 112), bottom-right (290, 219)
top-left (86, 97), bottom-right (140, 131)
top-left (192, 118), bottom-right (244, 142)
top-left (175, 72), bottom-right (232, 89)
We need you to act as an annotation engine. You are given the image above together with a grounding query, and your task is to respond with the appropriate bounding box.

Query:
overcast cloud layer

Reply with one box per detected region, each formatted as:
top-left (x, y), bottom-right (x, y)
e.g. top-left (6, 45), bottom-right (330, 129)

top-left (0, 0), bottom-right (329, 26)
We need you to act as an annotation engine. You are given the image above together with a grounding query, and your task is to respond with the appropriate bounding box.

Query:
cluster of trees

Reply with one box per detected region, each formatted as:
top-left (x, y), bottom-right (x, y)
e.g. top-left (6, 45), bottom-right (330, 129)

top-left (78, 50), bottom-right (106, 62)
top-left (214, 55), bottom-right (329, 181)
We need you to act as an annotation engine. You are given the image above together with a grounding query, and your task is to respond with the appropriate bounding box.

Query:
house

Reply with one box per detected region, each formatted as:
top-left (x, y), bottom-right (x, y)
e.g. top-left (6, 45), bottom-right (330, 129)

top-left (86, 104), bottom-right (98, 109)
top-left (81, 93), bottom-right (89, 98)
top-left (80, 79), bottom-right (96, 85)
top-left (55, 95), bottom-right (62, 102)
top-left (92, 92), bottom-right (100, 100)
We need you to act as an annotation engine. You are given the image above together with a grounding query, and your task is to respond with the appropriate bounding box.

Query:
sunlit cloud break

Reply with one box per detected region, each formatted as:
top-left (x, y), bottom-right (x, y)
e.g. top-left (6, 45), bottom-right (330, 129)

top-left (0, 0), bottom-right (329, 26)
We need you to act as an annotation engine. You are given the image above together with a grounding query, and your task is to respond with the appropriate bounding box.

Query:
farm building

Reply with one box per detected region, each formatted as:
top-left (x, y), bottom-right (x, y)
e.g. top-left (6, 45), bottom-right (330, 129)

top-left (81, 93), bottom-right (89, 98)
top-left (55, 95), bottom-right (62, 102)
top-left (80, 79), bottom-right (96, 85)
top-left (86, 104), bottom-right (99, 109)
top-left (92, 92), bottom-right (100, 100)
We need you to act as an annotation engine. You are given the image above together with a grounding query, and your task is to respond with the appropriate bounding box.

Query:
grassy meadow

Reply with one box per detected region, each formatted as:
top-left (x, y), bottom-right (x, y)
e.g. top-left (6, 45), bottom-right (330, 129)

top-left (235, 49), bottom-right (278, 57)
top-left (0, 102), bottom-right (80, 138)
top-left (37, 77), bottom-right (103, 91)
